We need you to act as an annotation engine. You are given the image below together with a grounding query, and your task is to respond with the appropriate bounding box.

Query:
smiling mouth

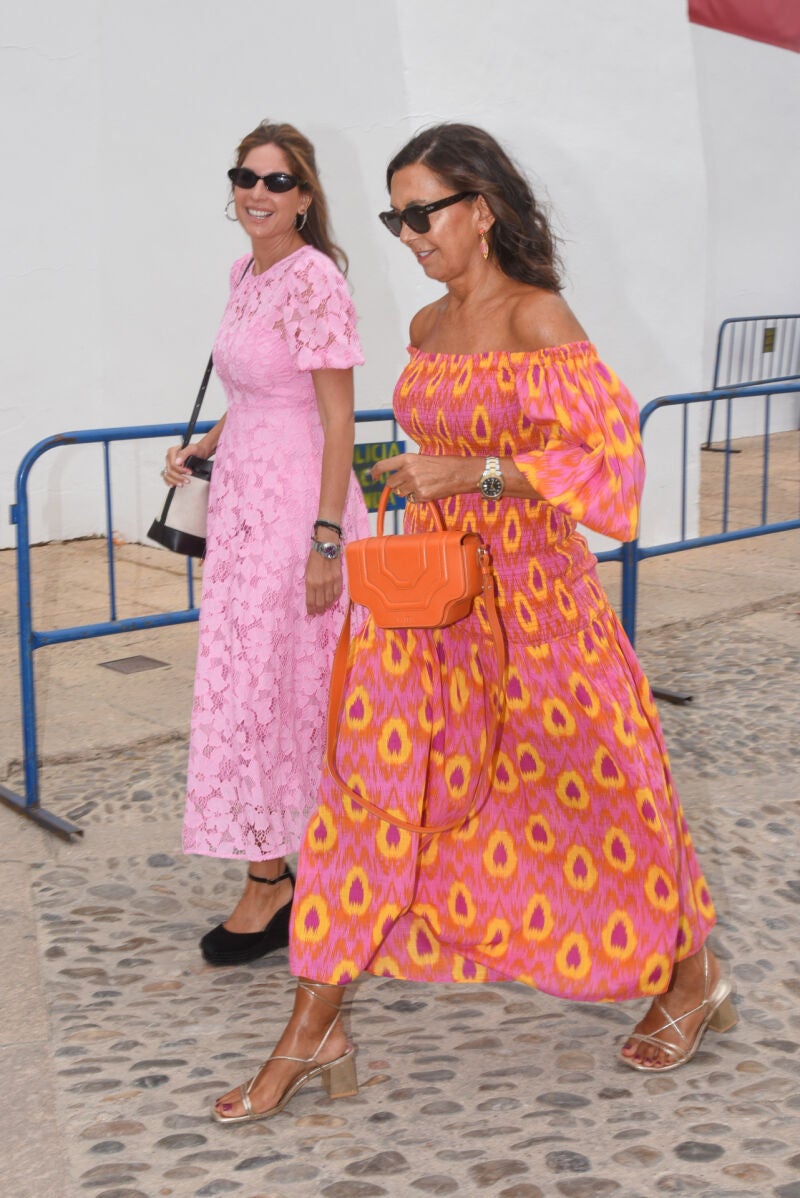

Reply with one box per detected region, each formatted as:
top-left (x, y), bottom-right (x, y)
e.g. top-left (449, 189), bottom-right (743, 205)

top-left (246, 209), bottom-right (272, 219)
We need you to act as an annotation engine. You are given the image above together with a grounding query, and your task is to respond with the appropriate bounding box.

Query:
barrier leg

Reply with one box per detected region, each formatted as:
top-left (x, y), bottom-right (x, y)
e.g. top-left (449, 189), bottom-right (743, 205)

top-left (3, 488), bottom-right (83, 839)
top-left (701, 395), bottom-right (741, 454)
top-left (0, 783), bottom-right (84, 840)
top-left (620, 539), bottom-right (638, 647)
top-left (621, 541), bottom-right (693, 706)
top-left (651, 685), bottom-right (693, 706)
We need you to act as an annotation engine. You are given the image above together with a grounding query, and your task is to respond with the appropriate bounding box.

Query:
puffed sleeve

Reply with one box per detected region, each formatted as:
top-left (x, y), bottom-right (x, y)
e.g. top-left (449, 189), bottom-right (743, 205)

top-left (513, 344), bottom-right (644, 542)
top-left (281, 249), bottom-right (364, 372)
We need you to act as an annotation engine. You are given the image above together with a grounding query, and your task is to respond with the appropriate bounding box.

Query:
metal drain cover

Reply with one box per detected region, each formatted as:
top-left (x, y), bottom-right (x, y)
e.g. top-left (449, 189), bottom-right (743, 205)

top-left (99, 655), bottom-right (169, 674)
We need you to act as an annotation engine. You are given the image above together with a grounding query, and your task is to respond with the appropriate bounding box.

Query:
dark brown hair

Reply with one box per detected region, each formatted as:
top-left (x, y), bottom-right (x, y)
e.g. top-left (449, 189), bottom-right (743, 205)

top-left (234, 121), bottom-right (348, 274)
top-left (386, 123), bottom-right (561, 292)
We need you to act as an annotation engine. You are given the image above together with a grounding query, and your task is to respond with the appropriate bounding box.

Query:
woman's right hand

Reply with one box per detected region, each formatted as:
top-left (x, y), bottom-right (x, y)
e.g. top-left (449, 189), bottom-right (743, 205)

top-left (163, 441), bottom-right (207, 487)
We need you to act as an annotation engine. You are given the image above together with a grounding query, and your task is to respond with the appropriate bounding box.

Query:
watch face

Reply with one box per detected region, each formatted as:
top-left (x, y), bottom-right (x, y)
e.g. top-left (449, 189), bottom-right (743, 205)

top-left (480, 476), bottom-right (504, 498)
top-left (312, 539), bottom-right (341, 559)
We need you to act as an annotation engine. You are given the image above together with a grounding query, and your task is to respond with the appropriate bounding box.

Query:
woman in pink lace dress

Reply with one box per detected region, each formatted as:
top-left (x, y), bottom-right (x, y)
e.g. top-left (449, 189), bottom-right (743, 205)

top-left (163, 121), bottom-right (369, 966)
top-left (212, 123), bottom-right (735, 1126)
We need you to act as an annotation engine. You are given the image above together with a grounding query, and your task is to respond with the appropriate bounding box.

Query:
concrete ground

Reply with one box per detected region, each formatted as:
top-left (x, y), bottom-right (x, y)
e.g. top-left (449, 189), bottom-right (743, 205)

top-left (0, 432), bottom-right (798, 1198)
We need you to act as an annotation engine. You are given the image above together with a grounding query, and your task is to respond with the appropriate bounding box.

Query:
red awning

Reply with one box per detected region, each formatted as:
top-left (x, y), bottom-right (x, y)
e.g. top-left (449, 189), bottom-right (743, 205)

top-left (689, 0), bottom-right (800, 53)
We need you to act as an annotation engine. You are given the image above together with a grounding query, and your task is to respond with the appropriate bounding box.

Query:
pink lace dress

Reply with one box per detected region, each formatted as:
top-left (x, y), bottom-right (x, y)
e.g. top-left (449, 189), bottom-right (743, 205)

top-left (182, 246), bottom-right (370, 860)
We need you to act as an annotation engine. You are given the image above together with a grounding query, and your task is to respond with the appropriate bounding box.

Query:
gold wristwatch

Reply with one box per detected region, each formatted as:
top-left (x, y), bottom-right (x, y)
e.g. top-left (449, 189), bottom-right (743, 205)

top-left (479, 456), bottom-right (504, 499)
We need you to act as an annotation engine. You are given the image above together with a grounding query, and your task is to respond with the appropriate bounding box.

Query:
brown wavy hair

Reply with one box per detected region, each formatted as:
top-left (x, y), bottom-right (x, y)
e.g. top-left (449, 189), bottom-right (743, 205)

top-left (233, 121), bottom-right (348, 274)
top-left (386, 123), bottom-right (561, 292)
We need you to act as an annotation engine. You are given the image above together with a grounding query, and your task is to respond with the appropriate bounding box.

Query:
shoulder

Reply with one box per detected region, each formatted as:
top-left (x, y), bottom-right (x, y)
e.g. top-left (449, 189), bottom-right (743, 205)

top-left (229, 254), bottom-right (253, 287)
top-left (284, 247), bottom-right (353, 311)
top-left (292, 244), bottom-right (346, 286)
top-left (409, 297), bottom-right (446, 348)
top-left (509, 288), bottom-right (587, 352)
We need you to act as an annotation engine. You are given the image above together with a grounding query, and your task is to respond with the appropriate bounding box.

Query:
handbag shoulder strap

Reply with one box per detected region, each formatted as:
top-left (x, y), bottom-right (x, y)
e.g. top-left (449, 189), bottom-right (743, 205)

top-left (181, 256), bottom-right (254, 447)
top-left (376, 483), bottom-right (444, 534)
top-left (181, 354), bottom-right (214, 449)
top-left (326, 552), bottom-right (507, 837)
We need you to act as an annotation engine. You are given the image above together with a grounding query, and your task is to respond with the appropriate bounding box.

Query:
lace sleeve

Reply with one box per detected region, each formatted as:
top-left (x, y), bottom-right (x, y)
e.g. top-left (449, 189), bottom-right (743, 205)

top-left (278, 250), bottom-right (364, 372)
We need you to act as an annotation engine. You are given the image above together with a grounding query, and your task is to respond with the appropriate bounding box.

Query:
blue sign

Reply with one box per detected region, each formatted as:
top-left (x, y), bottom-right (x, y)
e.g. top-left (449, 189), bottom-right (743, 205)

top-left (353, 440), bottom-right (406, 512)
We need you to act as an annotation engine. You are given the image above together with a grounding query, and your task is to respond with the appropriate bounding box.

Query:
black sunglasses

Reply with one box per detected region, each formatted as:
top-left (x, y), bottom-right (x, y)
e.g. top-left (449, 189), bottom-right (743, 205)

top-left (227, 167), bottom-right (299, 192)
top-left (379, 191), bottom-right (477, 237)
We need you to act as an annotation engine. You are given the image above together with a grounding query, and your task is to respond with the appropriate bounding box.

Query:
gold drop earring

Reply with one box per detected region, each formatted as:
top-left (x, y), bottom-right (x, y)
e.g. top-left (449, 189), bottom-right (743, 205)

top-left (479, 228), bottom-right (489, 260)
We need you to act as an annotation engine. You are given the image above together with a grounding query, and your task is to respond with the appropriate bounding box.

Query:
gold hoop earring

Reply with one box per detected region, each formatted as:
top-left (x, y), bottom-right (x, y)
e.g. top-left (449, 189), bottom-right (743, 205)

top-left (296, 210), bottom-right (309, 231)
top-left (225, 198), bottom-right (238, 223)
top-left (479, 228), bottom-right (489, 260)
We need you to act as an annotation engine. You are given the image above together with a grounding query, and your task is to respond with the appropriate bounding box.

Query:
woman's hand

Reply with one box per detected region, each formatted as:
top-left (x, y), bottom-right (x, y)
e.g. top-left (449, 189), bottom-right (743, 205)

top-left (163, 416), bottom-right (224, 487)
top-left (371, 450), bottom-right (543, 503)
top-left (162, 441), bottom-right (208, 487)
top-left (370, 452), bottom-right (480, 503)
top-left (305, 550), bottom-right (343, 616)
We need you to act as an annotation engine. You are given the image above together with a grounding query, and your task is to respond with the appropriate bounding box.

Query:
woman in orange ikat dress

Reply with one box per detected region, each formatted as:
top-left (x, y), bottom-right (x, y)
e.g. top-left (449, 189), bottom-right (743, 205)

top-left (212, 123), bottom-right (736, 1125)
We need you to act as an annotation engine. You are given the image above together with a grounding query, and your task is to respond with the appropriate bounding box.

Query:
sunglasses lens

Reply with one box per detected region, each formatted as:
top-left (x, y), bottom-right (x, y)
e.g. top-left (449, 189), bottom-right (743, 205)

top-left (228, 168), bottom-right (256, 188)
top-left (227, 168), bottom-right (298, 191)
top-left (267, 173), bottom-right (298, 192)
top-left (403, 208), bottom-right (431, 235)
top-left (380, 211), bottom-right (403, 237)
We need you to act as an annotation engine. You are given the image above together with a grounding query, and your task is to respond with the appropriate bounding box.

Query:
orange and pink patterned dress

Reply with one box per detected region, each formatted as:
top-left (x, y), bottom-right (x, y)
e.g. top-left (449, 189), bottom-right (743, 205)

top-left (289, 342), bottom-right (716, 1002)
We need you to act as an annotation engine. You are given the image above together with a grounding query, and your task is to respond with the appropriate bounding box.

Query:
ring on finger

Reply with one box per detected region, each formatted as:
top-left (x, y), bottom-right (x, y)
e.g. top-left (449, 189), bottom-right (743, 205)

top-left (407, 491), bottom-right (416, 503)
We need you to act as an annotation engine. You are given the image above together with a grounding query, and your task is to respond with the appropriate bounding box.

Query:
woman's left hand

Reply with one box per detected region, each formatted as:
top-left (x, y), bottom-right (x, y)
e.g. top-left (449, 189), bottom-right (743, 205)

top-left (370, 452), bottom-right (479, 503)
top-left (305, 551), bottom-right (343, 616)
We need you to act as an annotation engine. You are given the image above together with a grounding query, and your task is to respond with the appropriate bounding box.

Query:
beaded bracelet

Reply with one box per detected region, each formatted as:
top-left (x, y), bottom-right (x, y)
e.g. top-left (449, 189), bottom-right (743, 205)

top-left (314, 519), bottom-right (343, 538)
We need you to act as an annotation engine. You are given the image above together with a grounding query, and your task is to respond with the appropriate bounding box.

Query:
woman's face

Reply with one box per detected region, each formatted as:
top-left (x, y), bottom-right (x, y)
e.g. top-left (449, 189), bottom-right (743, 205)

top-left (232, 143), bottom-right (308, 245)
top-left (388, 163), bottom-right (480, 281)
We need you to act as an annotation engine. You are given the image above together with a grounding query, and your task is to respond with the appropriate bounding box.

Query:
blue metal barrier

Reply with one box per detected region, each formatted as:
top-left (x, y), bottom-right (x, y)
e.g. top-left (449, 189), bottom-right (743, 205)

top-left (703, 314), bottom-right (800, 450)
top-left (4, 386), bottom-right (798, 837)
top-left (624, 379), bottom-right (800, 650)
top-left (2, 410), bottom-right (399, 838)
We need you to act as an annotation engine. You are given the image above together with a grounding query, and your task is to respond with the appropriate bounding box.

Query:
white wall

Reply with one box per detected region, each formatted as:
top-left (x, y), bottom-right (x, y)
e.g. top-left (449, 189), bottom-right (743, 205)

top-left (0, 1), bottom-right (797, 553)
top-left (692, 23), bottom-right (800, 440)
top-left (392, 0), bottom-right (709, 551)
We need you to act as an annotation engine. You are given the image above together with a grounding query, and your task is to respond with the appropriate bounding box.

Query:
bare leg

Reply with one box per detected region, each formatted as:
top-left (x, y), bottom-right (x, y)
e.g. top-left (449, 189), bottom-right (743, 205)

top-left (213, 980), bottom-right (352, 1121)
top-left (222, 858), bottom-right (293, 934)
top-left (200, 857), bottom-right (295, 965)
top-left (621, 943), bottom-right (735, 1069)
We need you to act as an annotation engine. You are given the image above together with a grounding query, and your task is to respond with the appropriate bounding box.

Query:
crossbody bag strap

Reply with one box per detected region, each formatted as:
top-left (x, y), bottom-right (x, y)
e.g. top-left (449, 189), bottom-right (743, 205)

top-left (159, 355), bottom-right (213, 524)
top-left (160, 257), bottom-right (254, 522)
top-left (180, 354), bottom-right (215, 449)
top-left (180, 256), bottom-right (254, 446)
top-left (325, 552), bottom-right (507, 836)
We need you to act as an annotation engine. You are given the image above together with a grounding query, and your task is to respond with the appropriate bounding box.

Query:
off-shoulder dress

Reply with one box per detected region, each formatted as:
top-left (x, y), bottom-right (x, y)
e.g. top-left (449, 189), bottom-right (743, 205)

top-left (289, 343), bottom-right (715, 1002)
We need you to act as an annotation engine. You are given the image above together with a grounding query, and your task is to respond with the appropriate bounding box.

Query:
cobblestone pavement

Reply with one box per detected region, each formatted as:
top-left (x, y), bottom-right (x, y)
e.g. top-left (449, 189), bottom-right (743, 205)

top-left (3, 596), bottom-right (800, 1198)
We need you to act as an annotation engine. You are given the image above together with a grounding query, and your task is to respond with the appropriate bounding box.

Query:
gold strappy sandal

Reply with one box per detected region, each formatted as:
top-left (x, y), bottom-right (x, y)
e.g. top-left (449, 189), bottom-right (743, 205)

top-left (212, 983), bottom-right (357, 1123)
top-left (621, 946), bottom-right (737, 1072)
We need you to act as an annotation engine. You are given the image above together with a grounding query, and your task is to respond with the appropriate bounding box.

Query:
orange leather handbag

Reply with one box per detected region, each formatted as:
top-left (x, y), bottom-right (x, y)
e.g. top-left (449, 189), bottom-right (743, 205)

top-left (326, 485), bottom-right (507, 835)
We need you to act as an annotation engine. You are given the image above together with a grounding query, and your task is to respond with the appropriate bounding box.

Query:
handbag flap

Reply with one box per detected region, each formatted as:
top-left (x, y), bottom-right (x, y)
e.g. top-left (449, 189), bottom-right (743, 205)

top-left (346, 530), bottom-right (483, 628)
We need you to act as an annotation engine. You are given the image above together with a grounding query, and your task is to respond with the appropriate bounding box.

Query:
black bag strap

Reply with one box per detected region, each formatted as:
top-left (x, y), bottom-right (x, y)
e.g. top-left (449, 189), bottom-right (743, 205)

top-left (180, 354), bottom-right (215, 449)
top-left (180, 256), bottom-right (254, 446)
top-left (157, 257), bottom-right (253, 523)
